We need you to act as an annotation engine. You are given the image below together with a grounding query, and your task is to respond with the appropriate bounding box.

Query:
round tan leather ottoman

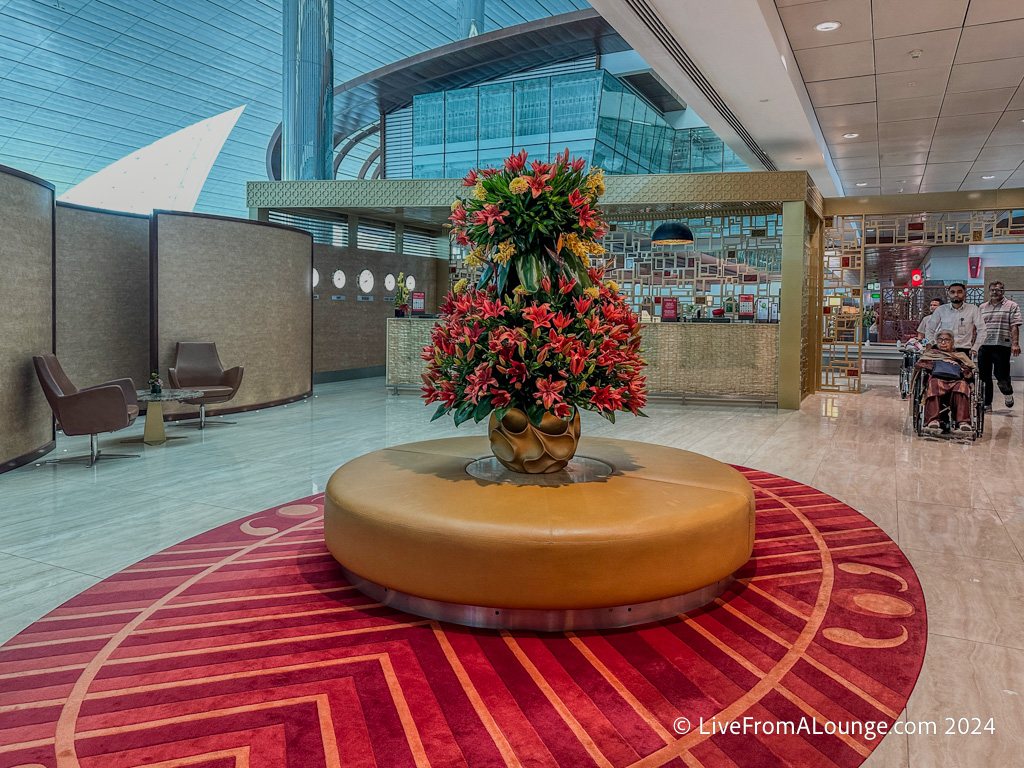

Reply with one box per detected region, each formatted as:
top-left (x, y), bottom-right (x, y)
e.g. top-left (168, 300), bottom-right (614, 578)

top-left (324, 436), bottom-right (755, 630)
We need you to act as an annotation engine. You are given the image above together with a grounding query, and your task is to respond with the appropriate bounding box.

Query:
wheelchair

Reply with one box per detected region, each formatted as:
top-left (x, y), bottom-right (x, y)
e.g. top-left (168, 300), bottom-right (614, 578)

top-left (899, 348), bottom-right (919, 399)
top-left (911, 367), bottom-right (985, 440)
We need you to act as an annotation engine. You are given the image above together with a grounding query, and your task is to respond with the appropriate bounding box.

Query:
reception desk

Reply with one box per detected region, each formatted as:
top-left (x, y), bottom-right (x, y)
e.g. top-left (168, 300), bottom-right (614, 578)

top-left (386, 318), bottom-right (779, 404)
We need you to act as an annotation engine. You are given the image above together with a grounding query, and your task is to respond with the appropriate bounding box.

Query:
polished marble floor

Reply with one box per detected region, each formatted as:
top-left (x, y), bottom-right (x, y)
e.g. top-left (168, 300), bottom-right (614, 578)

top-left (2, 375), bottom-right (1022, 767)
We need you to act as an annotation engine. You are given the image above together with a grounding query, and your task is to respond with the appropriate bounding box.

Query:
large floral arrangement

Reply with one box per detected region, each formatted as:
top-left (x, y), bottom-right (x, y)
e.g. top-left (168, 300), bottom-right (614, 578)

top-left (421, 149), bottom-right (647, 427)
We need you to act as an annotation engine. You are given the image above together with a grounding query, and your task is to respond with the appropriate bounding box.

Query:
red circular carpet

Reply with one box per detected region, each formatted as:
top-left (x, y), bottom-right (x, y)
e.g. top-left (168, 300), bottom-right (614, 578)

top-left (0, 468), bottom-right (925, 768)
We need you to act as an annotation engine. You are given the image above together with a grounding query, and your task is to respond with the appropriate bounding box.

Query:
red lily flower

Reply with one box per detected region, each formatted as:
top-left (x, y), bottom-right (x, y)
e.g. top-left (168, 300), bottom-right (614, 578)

top-left (522, 303), bottom-right (556, 329)
top-left (525, 171), bottom-right (554, 199)
top-left (558, 275), bottom-right (577, 294)
top-left (490, 389), bottom-right (512, 408)
top-left (461, 169), bottom-right (478, 187)
top-left (530, 159), bottom-right (553, 175)
top-left (553, 401), bottom-right (573, 419)
top-left (504, 150), bottom-right (528, 173)
top-left (480, 167), bottom-right (500, 178)
top-left (471, 203), bottom-right (509, 235)
top-left (479, 297), bottom-right (508, 319)
top-left (500, 360), bottom-right (529, 382)
top-left (578, 203), bottom-right (600, 230)
top-left (551, 312), bottom-right (573, 332)
top-left (535, 377), bottom-right (566, 409)
top-left (454, 231), bottom-right (472, 247)
top-left (541, 276), bottom-right (552, 294)
top-left (568, 189), bottom-right (585, 209)
top-left (570, 157), bottom-right (587, 172)
top-left (592, 226), bottom-right (607, 239)
top-left (568, 351), bottom-right (588, 376)
top-left (573, 295), bottom-right (593, 315)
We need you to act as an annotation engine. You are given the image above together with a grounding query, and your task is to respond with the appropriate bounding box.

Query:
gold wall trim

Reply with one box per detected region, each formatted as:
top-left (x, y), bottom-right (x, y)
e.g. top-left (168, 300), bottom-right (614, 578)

top-left (248, 172), bottom-right (815, 227)
top-left (824, 187), bottom-right (1024, 216)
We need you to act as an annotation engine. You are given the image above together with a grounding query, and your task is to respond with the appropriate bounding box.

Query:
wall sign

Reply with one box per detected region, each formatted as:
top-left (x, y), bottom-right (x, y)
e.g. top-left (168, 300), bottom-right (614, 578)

top-left (738, 294), bottom-right (755, 319)
top-left (331, 295), bottom-right (346, 300)
top-left (411, 291), bottom-right (425, 314)
top-left (756, 297), bottom-right (770, 322)
top-left (662, 297), bottom-right (678, 321)
top-left (357, 295), bottom-right (373, 302)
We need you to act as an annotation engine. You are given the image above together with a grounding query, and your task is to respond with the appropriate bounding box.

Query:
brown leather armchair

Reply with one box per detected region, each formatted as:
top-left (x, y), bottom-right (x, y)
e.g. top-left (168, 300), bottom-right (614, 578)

top-left (167, 342), bottom-right (243, 429)
top-left (33, 354), bottom-right (140, 467)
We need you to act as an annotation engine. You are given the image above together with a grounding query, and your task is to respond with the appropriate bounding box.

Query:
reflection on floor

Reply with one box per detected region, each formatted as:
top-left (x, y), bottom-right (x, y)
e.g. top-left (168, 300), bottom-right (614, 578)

top-left (1, 375), bottom-right (1022, 767)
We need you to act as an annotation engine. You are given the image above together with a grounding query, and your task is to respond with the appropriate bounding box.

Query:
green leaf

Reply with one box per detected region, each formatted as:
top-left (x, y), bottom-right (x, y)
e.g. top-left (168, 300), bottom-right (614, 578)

top-left (453, 400), bottom-right (476, 427)
top-left (473, 397), bottom-right (494, 423)
top-left (526, 403), bottom-right (546, 426)
top-left (493, 405), bottom-right (511, 423)
top-left (496, 262), bottom-right (510, 295)
top-left (476, 262), bottom-right (495, 290)
top-left (517, 253), bottom-right (541, 293)
top-left (430, 403), bottom-right (449, 422)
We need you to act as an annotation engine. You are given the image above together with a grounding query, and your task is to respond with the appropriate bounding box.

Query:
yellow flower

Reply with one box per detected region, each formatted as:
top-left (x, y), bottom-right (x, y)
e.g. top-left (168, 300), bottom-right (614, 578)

top-left (562, 232), bottom-right (588, 259)
top-left (580, 252), bottom-right (591, 268)
top-left (604, 279), bottom-right (619, 293)
top-left (584, 286), bottom-right (600, 299)
top-left (453, 278), bottom-right (468, 295)
top-left (509, 176), bottom-right (529, 195)
top-left (513, 286), bottom-right (531, 296)
top-left (450, 199), bottom-right (463, 211)
top-left (494, 240), bottom-right (516, 266)
top-left (464, 248), bottom-right (484, 268)
top-left (472, 181), bottom-right (487, 200)
top-left (585, 239), bottom-right (605, 255)
top-left (586, 167), bottom-right (606, 197)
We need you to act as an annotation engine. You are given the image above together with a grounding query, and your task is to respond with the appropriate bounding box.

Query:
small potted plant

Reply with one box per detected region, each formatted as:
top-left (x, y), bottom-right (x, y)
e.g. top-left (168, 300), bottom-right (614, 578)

top-left (394, 272), bottom-right (410, 317)
top-left (149, 372), bottom-right (163, 394)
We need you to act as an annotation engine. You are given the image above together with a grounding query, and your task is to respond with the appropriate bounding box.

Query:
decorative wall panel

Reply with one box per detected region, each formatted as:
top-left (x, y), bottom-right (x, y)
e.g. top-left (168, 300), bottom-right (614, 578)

top-left (821, 216), bottom-right (864, 393)
top-left (55, 204), bottom-right (150, 392)
top-left (640, 324), bottom-right (778, 400)
top-left (878, 286), bottom-right (984, 343)
top-left (597, 216), bottom-right (783, 319)
top-left (153, 212), bottom-right (313, 418)
top-left (314, 244), bottom-right (439, 375)
top-left (0, 166), bottom-right (54, 471)
top-left (386, 318), bottom-right (435, 390)
top-left (386, 318), bottom-right (778, 400)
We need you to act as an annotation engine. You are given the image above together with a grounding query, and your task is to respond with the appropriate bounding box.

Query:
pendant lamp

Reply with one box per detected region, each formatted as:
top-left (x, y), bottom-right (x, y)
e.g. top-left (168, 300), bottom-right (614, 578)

top-left (650, 221), bottom-right (694, 245)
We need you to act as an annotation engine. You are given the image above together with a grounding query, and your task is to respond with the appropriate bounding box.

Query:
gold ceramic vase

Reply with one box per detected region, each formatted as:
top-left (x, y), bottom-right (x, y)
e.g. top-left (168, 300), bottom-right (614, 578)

top-left (488, 407), bottom-right (581, 474)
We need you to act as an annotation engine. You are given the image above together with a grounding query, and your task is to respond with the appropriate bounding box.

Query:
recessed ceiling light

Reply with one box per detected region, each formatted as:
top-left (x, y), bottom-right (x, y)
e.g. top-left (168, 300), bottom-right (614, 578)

top-left (843, 133), bottom-right (860, 138)
top-left (855, 182), bottom-right (869, 187)
top-left (982, 175), bottom-right (996, 179)
top-left (815, 21), bottom-right (842, 31)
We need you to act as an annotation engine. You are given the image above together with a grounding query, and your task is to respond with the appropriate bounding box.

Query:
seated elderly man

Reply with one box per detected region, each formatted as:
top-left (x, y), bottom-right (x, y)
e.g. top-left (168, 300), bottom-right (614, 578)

top-left (914, 330), bottom-right (976, 435)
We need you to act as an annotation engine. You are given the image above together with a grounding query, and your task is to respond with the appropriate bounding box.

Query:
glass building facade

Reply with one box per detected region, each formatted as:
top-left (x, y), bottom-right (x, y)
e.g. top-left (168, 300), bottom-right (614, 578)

top-left (0, 0), bottom-right (589, 217)
top-left (408, 70), bottom-right (747, 179)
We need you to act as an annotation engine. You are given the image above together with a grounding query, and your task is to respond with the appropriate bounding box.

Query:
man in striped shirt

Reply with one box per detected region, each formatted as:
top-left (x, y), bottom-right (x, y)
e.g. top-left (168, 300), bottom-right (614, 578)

top-left (979, 280), bottom-right (1022, 411)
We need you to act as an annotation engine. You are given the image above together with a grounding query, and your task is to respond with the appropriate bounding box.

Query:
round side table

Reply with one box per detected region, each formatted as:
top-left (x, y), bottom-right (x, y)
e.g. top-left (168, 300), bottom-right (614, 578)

top-left (122, 389), bottom-right (204, 445)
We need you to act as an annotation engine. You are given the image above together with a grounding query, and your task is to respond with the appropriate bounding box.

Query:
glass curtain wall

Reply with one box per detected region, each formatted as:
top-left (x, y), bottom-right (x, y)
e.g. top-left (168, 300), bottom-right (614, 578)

top-left (409, 70), bottom-right (748, 178)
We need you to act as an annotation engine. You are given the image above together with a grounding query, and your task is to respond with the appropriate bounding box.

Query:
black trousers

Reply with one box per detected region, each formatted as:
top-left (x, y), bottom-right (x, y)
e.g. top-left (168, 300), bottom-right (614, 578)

top-left (978, 345), bottom-right (1013, 406)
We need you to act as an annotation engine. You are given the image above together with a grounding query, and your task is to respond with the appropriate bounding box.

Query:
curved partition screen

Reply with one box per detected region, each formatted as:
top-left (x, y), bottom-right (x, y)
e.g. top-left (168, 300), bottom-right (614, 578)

top-left (0, 166), bottom-right (55, 472)
top-left (56, 204), bottom-right (150, 391)
top-left (152, 212), bottom-right (313, 417)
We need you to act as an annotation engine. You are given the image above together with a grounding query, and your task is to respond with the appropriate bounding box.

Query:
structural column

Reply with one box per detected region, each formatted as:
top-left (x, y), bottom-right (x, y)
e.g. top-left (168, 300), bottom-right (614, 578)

top-left (778, 200), bottom-right (808, 410)
top-left (457, 0), bottom-right (484, 38)
top-left (283, 0), bottom-right (335, 180)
